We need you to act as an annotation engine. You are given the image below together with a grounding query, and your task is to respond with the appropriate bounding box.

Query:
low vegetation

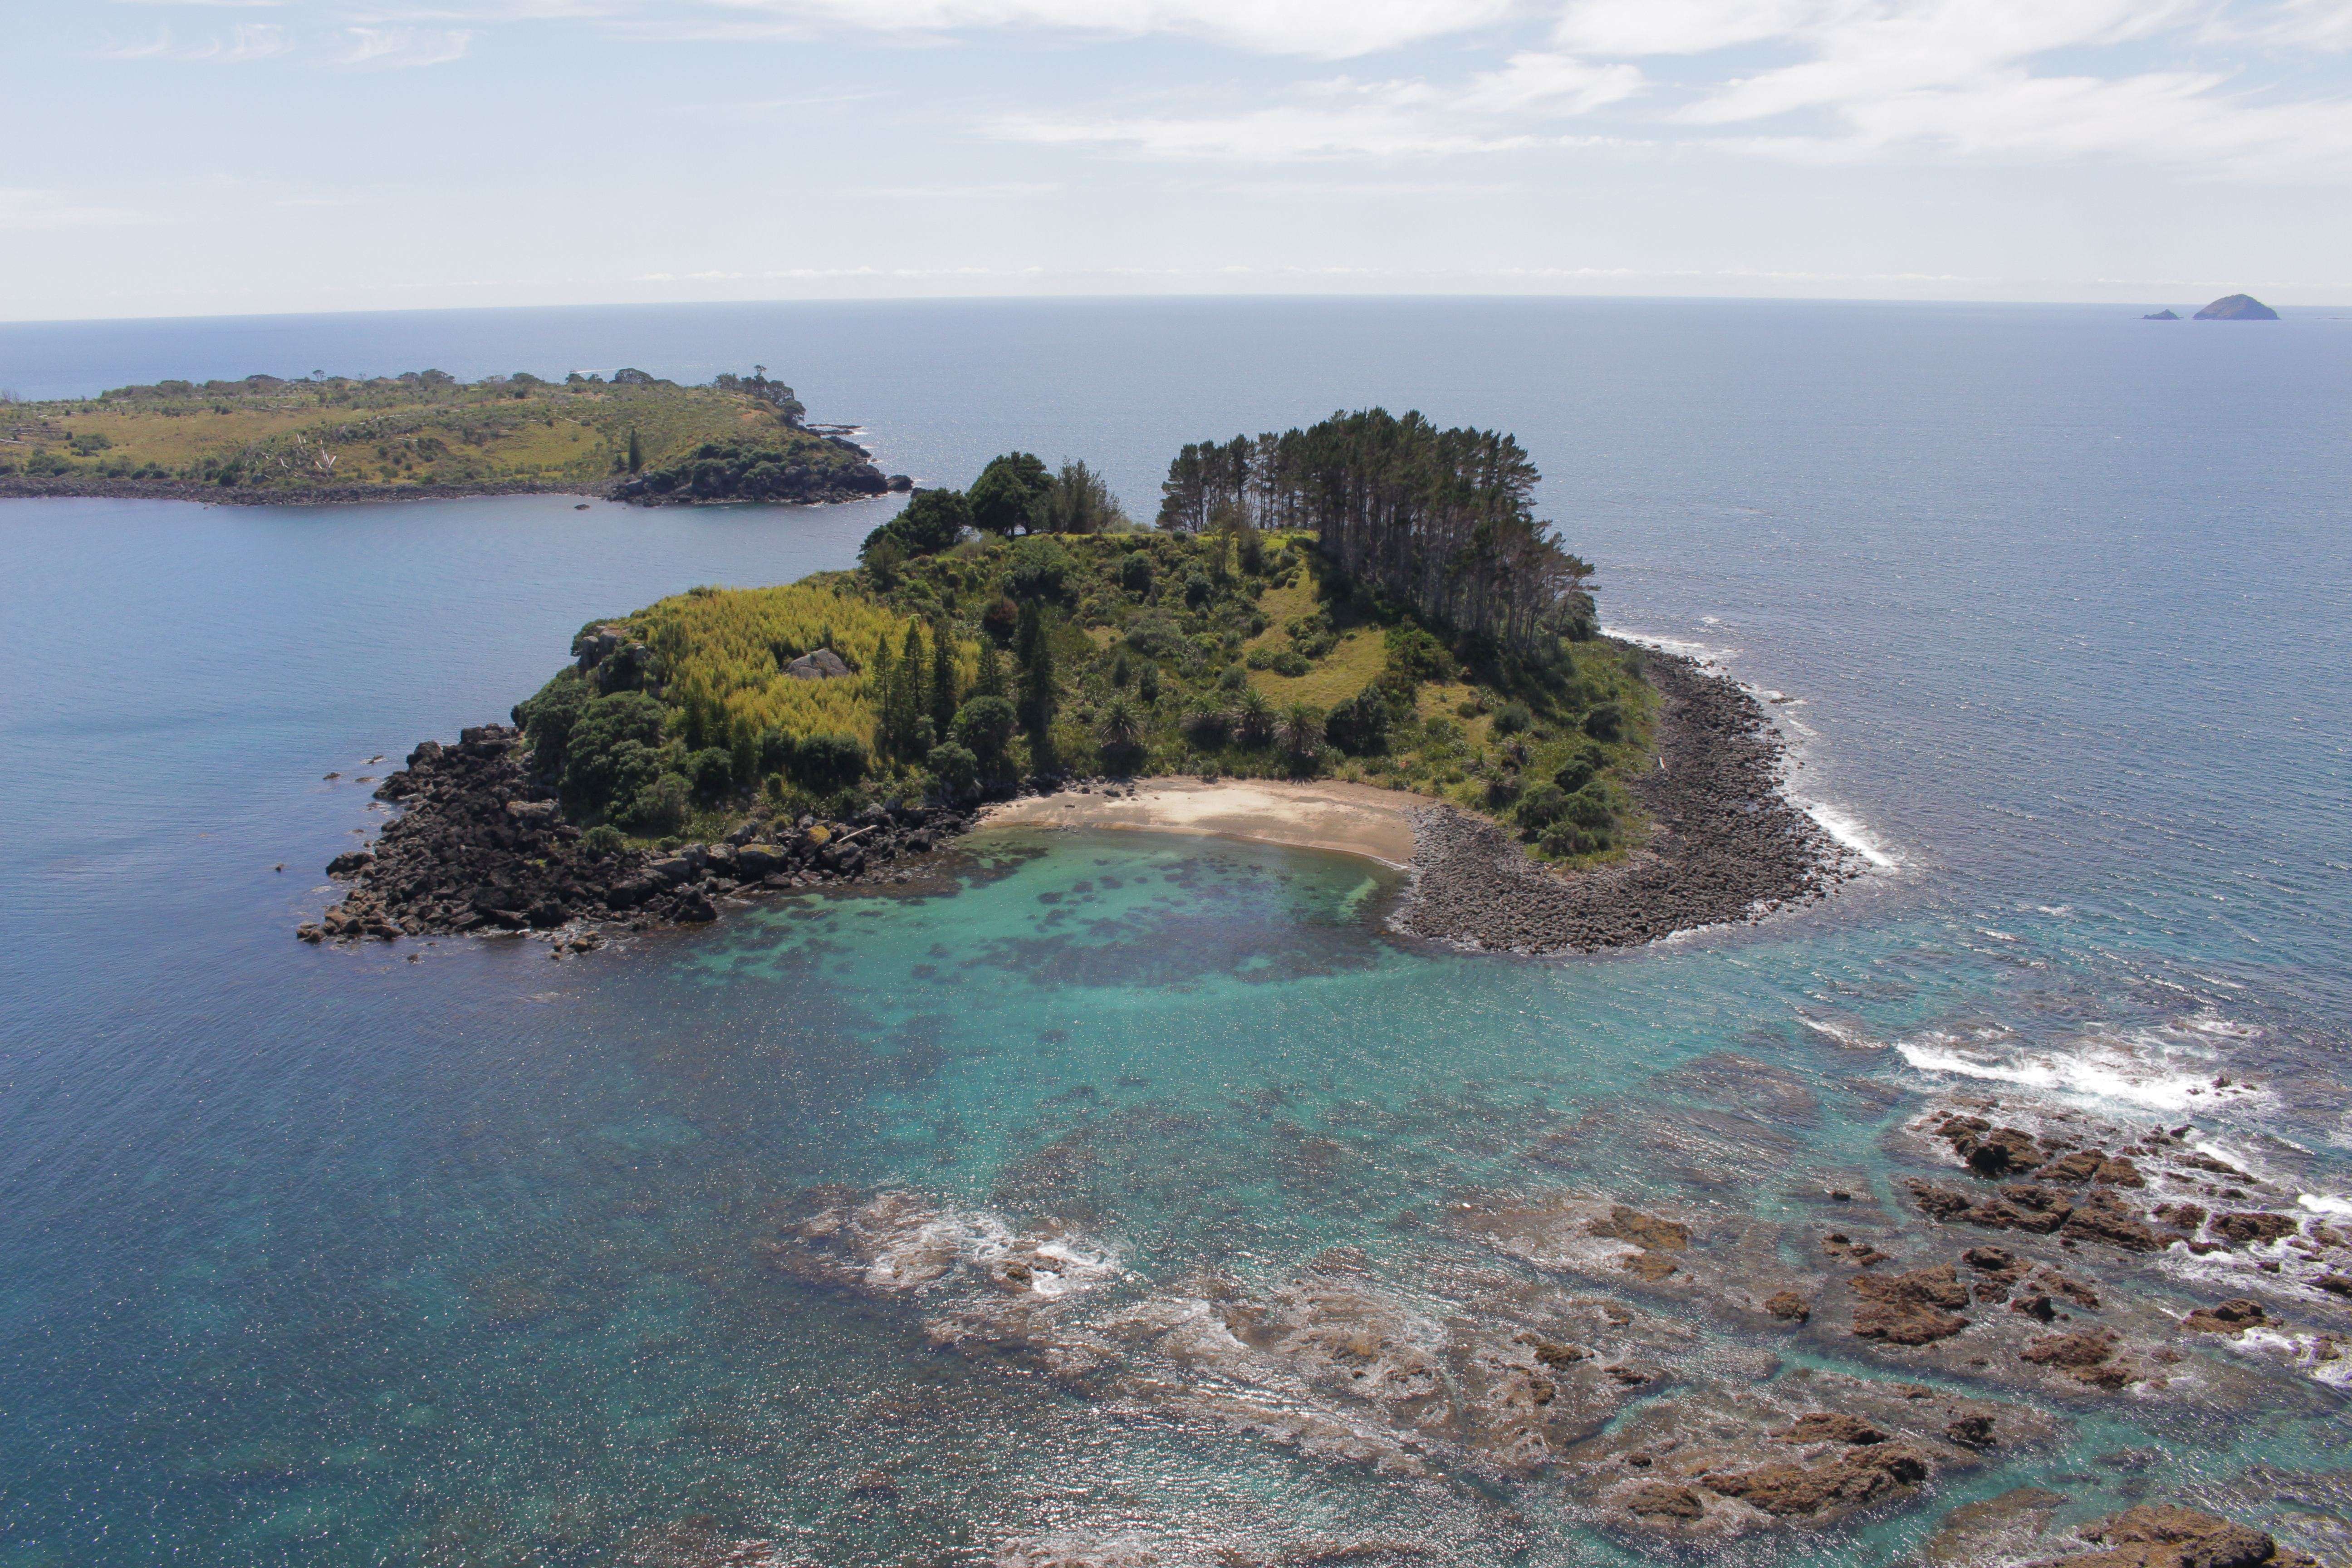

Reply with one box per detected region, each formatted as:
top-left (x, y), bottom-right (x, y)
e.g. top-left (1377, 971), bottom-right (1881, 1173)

top-left (0, 366), bottom-right (892, 501)
top-left (514, 412), bottom-right (1652, 862)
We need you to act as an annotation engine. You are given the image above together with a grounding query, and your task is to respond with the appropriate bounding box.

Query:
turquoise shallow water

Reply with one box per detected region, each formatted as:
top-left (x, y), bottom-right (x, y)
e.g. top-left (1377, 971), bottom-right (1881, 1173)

top-left (2, 299), bottom-right (2350, 1564)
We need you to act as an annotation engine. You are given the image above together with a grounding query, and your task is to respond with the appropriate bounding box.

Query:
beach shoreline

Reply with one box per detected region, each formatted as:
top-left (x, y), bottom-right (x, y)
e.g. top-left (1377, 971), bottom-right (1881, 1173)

top-left (979, 651), bottom-right (1862, 954)
top-left (977, 777), bottom-right (1431, 870)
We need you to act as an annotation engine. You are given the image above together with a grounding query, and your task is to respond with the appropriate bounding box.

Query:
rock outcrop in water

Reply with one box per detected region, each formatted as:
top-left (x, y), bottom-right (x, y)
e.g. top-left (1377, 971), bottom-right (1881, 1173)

top-left (298, 725), bottom-right (975, 945)
top-left (1396, 652), bottom-right (1854, 953)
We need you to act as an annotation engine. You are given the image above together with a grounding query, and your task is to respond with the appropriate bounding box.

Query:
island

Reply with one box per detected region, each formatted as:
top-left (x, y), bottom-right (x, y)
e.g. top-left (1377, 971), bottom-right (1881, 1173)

top-left (2142, 309), bottom-right (2180, 320)
top-left (304, 410), bottom-right (1851, 955)
top-left (2194, 294), bottom-right (2281, 320)
top-left (0, 366), bottom-right (906, 504)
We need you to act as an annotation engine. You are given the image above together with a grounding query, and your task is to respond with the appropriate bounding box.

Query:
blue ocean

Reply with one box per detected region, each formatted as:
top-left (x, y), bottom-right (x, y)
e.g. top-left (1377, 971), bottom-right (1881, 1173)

top-left (2, 298), bottom-right (2347, 1565)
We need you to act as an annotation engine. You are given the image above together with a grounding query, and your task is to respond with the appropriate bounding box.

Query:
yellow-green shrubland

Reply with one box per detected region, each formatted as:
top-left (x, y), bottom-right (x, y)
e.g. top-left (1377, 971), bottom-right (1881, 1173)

top-left (0, 368), bottom-right (889, 501)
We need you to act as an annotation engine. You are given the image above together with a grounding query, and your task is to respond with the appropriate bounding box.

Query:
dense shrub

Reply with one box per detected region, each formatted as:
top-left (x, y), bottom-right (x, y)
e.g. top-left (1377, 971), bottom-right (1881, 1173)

top-left (618, 436), bottom-right (884, 503)
top-left (1384, 624), bottom-right (1450, 682)
top-left (1007, 536), bottom-right (1073, 601)
top-left (581, 823), bottom-right (627, 858)
top-left (925, 740), bottom-right (978, 796)
top-left (1584, 701), bottom-right (1625, 742)
top-left (1491, 700), bottom-right (1532, 735)
top-left (560, 691), bottom-right (669, 818)
top-left (951, 695), bottom-right (1019, 779)
top-left (686, 745), bottom-right (736, 800)
top-left (789, 731), bottom-right (868, 792)
top-left (1517, 781), bottom-right (1567, 833)
top-left (864, 489), bottom-right (971, 560)
top-left (1325, 685), bottom-right (1392, 756)
top-left (1119, 553), bottom-right (1154, 595)
top-left (625, 772), bottom-right (693, 835)
top-left (513, 667), bottom-right (592, 777)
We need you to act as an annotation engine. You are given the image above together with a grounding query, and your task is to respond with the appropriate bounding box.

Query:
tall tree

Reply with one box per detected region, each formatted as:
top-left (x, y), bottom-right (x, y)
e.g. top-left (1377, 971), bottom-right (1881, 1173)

top-left (929, 622), bottom-right (959, 739)
top-left (1014, 599), bottom-right (1056, 774)
top-left (970, 451), bottom-right (1053, 536)
top-left (626, 428), bottom-right (643, 473)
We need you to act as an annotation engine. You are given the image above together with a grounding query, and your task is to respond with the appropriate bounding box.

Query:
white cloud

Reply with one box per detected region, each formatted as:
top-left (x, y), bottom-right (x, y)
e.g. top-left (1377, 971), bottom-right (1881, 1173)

top-left (994, 54), bottom-right (1644, 160)
top-left (1458, 49), bottom-right (1644, 111)
top-left (100, 21), bottom-right (298, 59)
top-left (699, 0), bottom-right (1519, 56)
top-left (330, 25), bottom-right (475, 64)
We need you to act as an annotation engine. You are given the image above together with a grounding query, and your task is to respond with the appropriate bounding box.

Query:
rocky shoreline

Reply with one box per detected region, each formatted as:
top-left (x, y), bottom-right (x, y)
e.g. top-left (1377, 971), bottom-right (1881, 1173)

top-left (1396, 649), bottom-right (1856, 953)
top-left (733, 1074), bottom-right (2347, 1562)
top-left (298, 725), bottom-right (975, 950)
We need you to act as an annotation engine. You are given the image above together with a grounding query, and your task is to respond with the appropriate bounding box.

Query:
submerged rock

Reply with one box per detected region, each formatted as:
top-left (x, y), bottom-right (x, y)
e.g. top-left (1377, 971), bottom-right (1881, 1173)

top-left (2032, 1503), bottom-right (2314, 1567)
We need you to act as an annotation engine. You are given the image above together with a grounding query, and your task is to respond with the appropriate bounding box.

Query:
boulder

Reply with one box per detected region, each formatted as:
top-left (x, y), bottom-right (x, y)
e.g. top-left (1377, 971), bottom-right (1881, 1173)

top-left (785, 648), bottom-right (852, 680)
top-left (2036, 1503), bottom-right (2303, 1568)
top-left (326, 850), bottom-right (375, 877)
top-left (735, 843), bottom-right (787, 877)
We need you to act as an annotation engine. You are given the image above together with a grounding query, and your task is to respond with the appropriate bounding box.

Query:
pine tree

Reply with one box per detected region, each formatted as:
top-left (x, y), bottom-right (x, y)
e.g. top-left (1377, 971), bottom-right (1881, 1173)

top-left (897, 621), bottom-right (929, 755)
top-left (626, 428), bottom-right (643, 473)
top-left (871, 634), bottom-right (898, 756)
top-left (929, 622), bottom-right (959, 737)
top-left (975, 642), bottom-right (1006, 700)
top-left (1015, 600), bottom-right (1057, 774)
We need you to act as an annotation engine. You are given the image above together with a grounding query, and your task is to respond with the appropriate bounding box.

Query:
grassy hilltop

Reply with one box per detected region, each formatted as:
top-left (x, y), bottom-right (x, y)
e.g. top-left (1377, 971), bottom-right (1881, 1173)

top-left (0, 367), bottom-right (894, 502)
top-left (517, 417), bottom-right (1654, 864)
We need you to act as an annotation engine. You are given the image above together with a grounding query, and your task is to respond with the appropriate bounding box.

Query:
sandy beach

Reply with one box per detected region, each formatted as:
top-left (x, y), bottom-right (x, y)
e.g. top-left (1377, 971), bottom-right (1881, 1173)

top-left (978, 777), bottom-right (1437, 869)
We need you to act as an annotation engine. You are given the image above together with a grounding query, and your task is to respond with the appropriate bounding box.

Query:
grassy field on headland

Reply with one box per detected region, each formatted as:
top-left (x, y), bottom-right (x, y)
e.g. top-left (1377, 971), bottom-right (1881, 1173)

top-left (0, 367), bottom-right (894, 503)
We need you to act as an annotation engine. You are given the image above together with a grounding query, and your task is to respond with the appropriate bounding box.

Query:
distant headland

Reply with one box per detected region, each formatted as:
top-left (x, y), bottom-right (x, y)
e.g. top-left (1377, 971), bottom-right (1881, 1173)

top-left (0, 367), bottom-right (907, 505)
top-left (301, 414), bottom-right (1853, 956)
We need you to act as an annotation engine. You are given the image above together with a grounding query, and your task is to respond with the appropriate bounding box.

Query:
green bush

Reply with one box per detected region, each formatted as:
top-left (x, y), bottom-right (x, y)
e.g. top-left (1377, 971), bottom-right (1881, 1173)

top-left (866, 489), bottom-right (971, 558)
top-left (626, 772), bottom-right (693, 835)
top-left (1325, 686), bottom-right (1392, 756)
top-left (581, 823), bottom-right (627, 858)
top-left (1492, 700), bottom-right (1532, 735)
top-left (926, 740), bottom-right (978, 796)
top-left (686, 746), bottom-right (736, 800)
top-left (1539, 821), bottom-right (1608, 857)
top-left (951, 695), bottom-right (1019, 781)
top-left (1119, 553), bottom-right (1153, 595)
top-left (560, 691), bottom-right (669, 818)
top-left (1007, 536), bottom-right (1073, 600)
top-left (513, 667), bottom-right (592, 777)
top-left (1584, 701), bottom-right (1625, 743)
top-left (1517, 781), bottom-right (1567, 832)
top-left (789, 731), bottom-right (868, 793)
top-left (1384, 624), bottom-right (1450, 682)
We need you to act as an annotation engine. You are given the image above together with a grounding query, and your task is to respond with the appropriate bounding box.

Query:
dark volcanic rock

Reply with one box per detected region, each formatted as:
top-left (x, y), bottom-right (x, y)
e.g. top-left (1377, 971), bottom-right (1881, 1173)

top-left (1852, 1265), bottom-right (1973, 1345)
top-left (1397, 649), bottom-right (1855, 953)
top-left (299, 723), bottom-right (972, 944)
top-left (2033, 1503), bottom-right (2313, 1568)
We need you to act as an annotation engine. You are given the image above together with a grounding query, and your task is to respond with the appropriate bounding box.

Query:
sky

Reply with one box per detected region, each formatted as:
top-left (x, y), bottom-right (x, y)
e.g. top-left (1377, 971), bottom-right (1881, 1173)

top-left (6, 0), bottom-right (2352, 320)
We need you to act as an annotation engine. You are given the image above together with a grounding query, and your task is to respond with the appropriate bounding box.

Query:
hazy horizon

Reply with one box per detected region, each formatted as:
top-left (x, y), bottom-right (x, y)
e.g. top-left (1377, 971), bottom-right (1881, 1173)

top-left (8, 0), bottom-right (2352, 322)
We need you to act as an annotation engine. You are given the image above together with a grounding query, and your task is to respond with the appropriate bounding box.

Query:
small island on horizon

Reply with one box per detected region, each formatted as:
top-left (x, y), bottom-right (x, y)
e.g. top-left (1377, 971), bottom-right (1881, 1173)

top-left (0, 365), bottom-right (905, 505)
top-left (303, 412), bottom-right (1852, 957)
top-left (2145, 294), bottom-right (2279, 321)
